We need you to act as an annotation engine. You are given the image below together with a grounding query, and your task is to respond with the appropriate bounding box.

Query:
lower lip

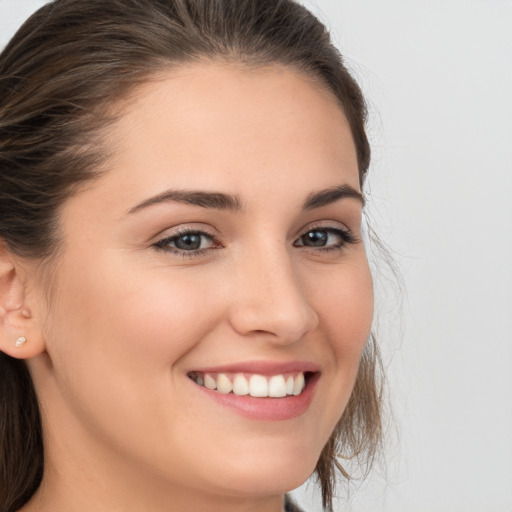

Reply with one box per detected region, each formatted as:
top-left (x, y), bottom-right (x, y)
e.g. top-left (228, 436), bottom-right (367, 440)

top-left (190, 373), bottom-right (320, 421)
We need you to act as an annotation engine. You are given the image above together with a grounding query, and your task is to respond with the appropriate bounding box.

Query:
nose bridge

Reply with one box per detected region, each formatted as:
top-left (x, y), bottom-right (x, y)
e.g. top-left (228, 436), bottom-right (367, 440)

top-left (229, 241), bottom-right (318, 342)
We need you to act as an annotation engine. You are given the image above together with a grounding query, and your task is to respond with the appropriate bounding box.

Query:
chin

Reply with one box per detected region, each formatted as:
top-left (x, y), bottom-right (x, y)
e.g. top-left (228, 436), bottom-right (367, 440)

top-left (200, 442), bottom-right (320, 497)
top-left (216, 467), bottom-right (314, 498)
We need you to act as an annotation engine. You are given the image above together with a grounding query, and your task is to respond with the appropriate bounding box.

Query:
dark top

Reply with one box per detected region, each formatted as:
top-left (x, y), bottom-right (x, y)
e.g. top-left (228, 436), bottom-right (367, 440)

top-left (284, 494), bottom-right (304, 512)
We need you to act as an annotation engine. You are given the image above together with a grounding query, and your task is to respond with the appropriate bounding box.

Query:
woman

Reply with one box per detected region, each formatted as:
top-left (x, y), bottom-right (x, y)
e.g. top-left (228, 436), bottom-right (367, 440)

top-left (0, 1), bottom-right (382, 511)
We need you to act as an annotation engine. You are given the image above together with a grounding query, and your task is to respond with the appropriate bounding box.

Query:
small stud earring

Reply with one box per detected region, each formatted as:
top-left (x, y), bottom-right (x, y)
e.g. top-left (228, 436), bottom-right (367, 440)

top-left (15, 336), bottom-right (27, 347)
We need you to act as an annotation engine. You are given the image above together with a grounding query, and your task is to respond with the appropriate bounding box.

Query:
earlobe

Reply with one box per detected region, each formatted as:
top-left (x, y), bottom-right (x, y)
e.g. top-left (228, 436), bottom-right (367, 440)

top-left (0, 245), bottom-right (46, 359)
top-left (15, 336), bottom-right (27, 347)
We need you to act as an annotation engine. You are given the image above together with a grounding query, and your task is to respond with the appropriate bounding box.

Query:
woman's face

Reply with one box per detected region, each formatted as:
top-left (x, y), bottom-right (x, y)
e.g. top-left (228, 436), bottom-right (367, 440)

top-left (28, 63), bottom-right (373, 502)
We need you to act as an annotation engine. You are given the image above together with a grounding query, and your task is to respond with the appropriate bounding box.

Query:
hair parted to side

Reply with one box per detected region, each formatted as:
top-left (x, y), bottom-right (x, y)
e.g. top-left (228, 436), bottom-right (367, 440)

top-left (0, 1), bottom-right (382, 510)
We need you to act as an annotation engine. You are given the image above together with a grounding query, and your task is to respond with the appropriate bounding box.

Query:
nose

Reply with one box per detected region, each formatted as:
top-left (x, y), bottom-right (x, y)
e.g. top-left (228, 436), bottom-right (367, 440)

top-left (227, 247), bottom-right (319, 344)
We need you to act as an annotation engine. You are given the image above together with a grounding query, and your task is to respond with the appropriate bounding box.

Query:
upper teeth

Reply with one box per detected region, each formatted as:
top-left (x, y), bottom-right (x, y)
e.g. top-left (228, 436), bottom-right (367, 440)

top-left (189, 372), bottom-right (306, 397)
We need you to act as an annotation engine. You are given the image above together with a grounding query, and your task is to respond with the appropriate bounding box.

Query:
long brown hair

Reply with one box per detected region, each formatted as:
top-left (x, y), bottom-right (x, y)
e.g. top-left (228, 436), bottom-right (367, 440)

top-left (0, 1), bottom-right (382, 510)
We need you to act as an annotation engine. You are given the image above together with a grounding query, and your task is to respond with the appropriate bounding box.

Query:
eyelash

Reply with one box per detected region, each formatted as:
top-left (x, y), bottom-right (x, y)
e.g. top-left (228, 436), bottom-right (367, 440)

top-left (153, 228), bottom-right (218, 258)
top-left (293, 225), bottom-right (357, 252)
top-left (153, 225), bottom-right (357, 258)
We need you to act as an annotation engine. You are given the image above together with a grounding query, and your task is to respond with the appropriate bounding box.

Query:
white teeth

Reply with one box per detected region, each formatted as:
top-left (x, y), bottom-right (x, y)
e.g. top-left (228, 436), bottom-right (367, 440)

top-left (204, 374), bottom-right (217, 390)
top-left (249, 374), bottom-right (268, 397)
top-left (268, 375), bottom-right (287, 397)
top-left (192, 371), bottom-right (308, 397)
top-left (293, 372), bottom-right (305, 396)
top-left (286, 376), bottom-right (294, 395)
top-left (233, 374), bottom-right (249, 395)
top-left (216, 373), bottom-right (232, 394)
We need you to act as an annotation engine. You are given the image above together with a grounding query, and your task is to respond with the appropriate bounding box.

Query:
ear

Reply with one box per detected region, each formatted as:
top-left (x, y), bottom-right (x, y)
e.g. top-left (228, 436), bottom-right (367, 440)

top-left (0, 244), bottom-right (46, 359)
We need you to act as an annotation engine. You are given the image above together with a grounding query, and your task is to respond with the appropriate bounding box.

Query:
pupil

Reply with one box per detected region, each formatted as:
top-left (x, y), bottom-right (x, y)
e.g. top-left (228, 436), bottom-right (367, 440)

top-left (175, 234), bottom-right (201, 250)
top-left (304, 230), bottom-right (327, 247)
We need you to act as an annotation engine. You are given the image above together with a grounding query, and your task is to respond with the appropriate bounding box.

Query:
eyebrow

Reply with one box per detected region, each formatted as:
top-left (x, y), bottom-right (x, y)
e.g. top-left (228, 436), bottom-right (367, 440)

top-left (127, 183), bottom-right (363, 215)
top-left (128, 189), bottom-right (244, 214)
top-left (303, 184), bottom-right (365, 209)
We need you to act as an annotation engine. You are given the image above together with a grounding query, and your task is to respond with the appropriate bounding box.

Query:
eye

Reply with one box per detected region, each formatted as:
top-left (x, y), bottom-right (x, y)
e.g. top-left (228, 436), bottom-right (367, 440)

top-left (153, 229), bottom-right (218, 256)
top-left (294, 226), bottom-right (356, 250)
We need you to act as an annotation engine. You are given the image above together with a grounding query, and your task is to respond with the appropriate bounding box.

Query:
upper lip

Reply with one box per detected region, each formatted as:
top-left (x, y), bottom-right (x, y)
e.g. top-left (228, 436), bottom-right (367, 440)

top-left (189, 360), bottom-right (320, 375)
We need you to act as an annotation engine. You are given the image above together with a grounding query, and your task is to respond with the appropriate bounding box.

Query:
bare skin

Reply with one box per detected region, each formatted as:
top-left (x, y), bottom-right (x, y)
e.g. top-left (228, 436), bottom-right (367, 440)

top-left (0, 62), bottom-right (373, 512)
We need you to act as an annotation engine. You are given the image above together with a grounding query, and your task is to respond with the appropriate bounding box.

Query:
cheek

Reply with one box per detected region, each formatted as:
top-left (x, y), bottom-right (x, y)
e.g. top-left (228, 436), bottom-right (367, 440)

top-left (42, 252), bottom-right (227, 419)
top-left (56, 264), bottom-right (223, 364)
top-left (313, 258), bottom-right (374, 356)
top-left (109, 276), bottom-right (213, 363)
top-left (305, 257), bottom-right (373, 426)
top-left (39, 254), bottom-right (229, 467)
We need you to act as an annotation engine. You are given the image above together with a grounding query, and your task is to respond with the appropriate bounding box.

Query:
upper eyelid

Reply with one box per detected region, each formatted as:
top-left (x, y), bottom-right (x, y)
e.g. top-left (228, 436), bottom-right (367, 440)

top-left (155, 223), bottom-right (349, 239)
top-left (156, 229), bottom-right (215, 242)
top-left (154, 221), bottom-right (354, 239)
top-left (152, 225), bottom-right (217, 243)
top-left (297, 221), bottom-right (353, 237)
top-left (301, 221), bottom-right (349, 231)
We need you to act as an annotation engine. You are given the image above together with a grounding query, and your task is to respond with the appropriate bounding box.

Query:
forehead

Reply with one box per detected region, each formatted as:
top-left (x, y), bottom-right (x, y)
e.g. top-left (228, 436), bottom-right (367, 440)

top-left (90, 62), bottom-right (360, 209)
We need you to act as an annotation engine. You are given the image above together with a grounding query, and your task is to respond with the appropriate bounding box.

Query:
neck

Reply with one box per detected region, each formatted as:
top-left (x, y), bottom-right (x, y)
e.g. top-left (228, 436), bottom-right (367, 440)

top-left (21, 475), bottom-right (286, 512)
top-left (19, 443), bottom-right (286, 512)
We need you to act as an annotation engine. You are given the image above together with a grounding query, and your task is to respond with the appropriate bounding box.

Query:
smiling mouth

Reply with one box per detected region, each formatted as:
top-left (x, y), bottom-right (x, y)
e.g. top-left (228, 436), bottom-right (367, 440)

top-left (187, 371), bottom-right (314, 398)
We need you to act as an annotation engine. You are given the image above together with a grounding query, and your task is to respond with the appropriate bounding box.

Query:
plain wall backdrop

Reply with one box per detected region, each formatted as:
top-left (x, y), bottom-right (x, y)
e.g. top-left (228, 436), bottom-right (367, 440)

top-left (1, 1), bottom-right (511, 511)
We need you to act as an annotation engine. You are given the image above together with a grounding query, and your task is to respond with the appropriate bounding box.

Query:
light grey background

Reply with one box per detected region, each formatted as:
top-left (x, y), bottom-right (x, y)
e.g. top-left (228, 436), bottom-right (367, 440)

top-left (1, 1), bottom-right (511, 511)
